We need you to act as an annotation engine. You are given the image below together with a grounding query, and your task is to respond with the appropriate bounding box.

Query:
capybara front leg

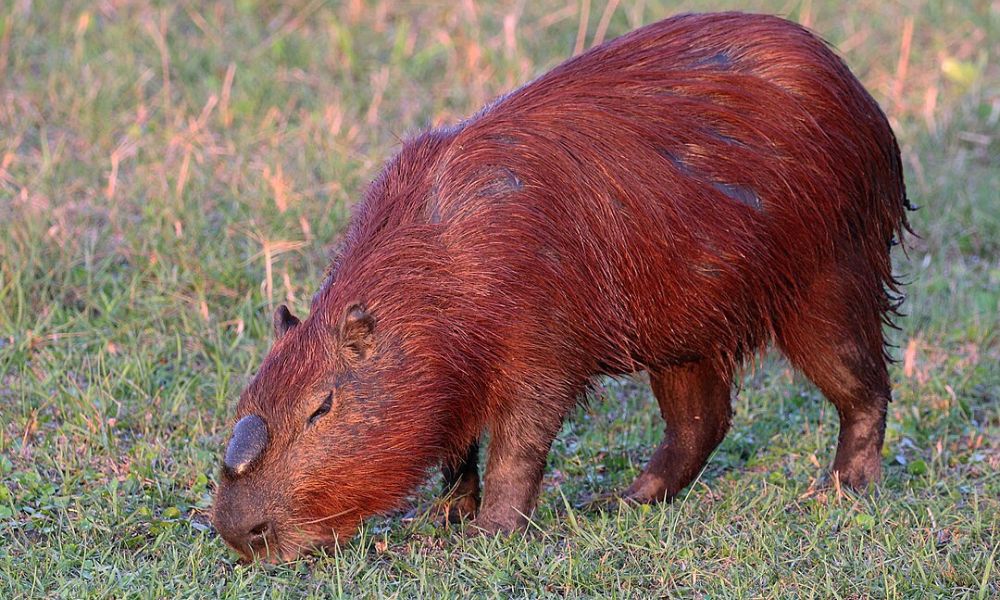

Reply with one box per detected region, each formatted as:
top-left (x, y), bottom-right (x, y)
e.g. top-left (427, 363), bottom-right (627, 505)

top-left (440, 440), bottom-right (481, 523)
top-left (624, 361), bottom-right (732, 502)
top-left (777, 261), bottom-right (891, 491)
top-left (476, 410), bottom-right (564, 533)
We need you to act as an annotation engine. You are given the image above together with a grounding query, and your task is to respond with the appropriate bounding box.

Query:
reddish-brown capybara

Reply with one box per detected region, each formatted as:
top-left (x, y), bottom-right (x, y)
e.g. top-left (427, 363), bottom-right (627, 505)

top-left (211, 12), bottom-right (911, 561)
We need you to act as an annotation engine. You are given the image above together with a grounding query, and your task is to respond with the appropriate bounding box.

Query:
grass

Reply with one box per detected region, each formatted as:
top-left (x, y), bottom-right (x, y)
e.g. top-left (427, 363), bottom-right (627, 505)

top-left (0, 0), bottom-right (997, 597)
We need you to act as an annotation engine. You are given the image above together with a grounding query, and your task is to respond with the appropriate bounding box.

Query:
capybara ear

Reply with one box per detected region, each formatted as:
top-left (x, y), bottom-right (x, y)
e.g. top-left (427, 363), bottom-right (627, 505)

top-left (340, 302), bottom-right (375, 361)
top-left (273, 304), bottom-right (301, 339)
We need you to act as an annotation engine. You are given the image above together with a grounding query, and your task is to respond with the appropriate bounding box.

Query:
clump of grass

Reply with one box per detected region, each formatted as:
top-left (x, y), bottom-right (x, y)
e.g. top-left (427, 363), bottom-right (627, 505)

top-left (1, 1), bottom-right (997, 597)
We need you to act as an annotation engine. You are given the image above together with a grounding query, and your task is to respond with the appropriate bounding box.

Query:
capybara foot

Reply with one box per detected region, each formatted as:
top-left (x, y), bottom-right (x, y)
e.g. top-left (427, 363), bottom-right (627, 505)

top-left (831, 413), bottom-right (886, 492)
top-left (470, 509), bottom-right (529, 535)
top-left (622, 471), bottom-right (675, 504)
top-left (441, 492), bottom-right (479, 524)
top-left (832, 453), bottom-right (883, 492)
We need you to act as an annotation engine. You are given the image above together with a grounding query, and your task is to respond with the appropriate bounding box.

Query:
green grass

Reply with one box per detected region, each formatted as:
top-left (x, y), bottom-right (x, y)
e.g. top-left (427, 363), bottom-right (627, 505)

top-left (1, 0), bottom-right (997, 597)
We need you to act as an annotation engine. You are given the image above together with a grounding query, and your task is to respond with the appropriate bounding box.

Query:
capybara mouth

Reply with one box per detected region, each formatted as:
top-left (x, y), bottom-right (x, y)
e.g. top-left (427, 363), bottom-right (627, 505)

top-left (218, 520), bottom-right (344, 563)
top-left (221, 529), bottom-right (300, 564)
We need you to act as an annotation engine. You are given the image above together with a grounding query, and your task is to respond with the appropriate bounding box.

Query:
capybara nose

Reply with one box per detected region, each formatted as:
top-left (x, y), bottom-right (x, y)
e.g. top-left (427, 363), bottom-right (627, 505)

top-left (216, 517), bottom-right (275, 555)
top-left (244, 520), bottom-right (273, 552)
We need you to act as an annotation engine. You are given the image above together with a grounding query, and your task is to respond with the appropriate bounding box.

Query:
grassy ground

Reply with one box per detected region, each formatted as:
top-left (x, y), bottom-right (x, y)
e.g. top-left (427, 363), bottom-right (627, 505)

top-left (1, 0), bottom-right (997, 597)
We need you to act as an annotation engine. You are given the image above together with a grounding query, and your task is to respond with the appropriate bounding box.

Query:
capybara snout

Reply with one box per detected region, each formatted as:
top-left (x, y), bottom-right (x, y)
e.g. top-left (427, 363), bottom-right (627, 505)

top-left (213, 11), bottom-right (909, 561)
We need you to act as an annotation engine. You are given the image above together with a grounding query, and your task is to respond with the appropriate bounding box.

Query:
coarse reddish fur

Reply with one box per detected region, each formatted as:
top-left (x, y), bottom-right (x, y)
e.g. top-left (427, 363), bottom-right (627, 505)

top-left (212, 12), bottom-right (910, 561)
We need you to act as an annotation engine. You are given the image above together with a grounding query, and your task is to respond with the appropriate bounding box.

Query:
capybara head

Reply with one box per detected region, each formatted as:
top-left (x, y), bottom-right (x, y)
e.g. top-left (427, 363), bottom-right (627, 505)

top-left (211, 302), bottom-right (442, 561)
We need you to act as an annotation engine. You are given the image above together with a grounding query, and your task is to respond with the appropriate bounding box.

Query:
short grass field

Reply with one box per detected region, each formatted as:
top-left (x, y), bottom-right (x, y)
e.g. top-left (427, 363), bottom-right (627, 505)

top-left (1, 0), bottom-right (997, 597)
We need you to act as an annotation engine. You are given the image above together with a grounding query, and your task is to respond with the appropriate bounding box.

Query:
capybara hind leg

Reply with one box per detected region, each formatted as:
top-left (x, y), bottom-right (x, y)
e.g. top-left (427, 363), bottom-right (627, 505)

top-left (476, 406), bottom-right (565, 533)
top-left (440, 440), bottom-right (481, 523)
top-left (625, 361), bottom-right (732, 502)
top-left (777, 263), bottom-right (891, 490)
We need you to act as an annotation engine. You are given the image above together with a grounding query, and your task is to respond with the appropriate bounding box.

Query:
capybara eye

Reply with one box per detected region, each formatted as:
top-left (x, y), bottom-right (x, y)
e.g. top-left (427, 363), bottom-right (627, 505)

top-left (308, 392), bottom-right (333, 426)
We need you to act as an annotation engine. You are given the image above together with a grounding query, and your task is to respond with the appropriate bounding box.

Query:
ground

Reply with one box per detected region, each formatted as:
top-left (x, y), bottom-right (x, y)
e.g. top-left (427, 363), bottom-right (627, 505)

top-left (0, 1), bottom-right (997, 598)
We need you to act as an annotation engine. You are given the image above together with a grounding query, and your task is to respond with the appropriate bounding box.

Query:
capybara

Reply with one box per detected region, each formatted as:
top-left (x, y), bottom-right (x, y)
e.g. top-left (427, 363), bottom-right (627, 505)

top-left (212, 12), bottom-right (911, 561)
